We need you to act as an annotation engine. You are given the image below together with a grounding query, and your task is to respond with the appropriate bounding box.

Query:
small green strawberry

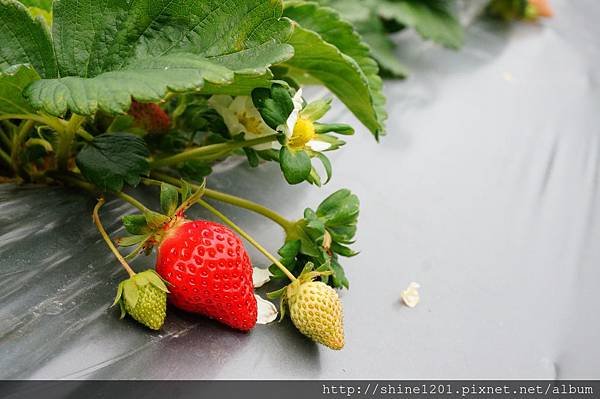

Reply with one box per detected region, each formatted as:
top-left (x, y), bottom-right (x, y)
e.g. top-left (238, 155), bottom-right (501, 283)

top-left (113, 269), bottom-right (168, 330)
top-left (281, 266), bottom-right (344, 350)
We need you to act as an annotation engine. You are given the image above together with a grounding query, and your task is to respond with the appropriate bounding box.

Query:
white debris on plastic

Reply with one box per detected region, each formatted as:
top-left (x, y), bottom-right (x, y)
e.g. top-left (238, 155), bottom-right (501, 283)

top-left (252, 267), bottom-right (272, 288)
top-left (401, 282), bottom-right (421, 308)
top-left (255, 295), bottom-right (278, 324)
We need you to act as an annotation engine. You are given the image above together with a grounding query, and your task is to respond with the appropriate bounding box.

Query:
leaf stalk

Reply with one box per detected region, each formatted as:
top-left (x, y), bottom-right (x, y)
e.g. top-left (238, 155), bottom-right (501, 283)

top-left (149, 134), bottom-right (280, 169)
top-left (93, 197), bottom-right (136, 278)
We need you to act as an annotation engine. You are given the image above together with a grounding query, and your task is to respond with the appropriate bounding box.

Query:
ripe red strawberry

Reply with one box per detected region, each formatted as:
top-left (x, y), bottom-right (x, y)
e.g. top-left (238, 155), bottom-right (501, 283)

top-left (528, 0), bottom-right (553, 18)
top-left (128, 100), bottom-right (170, 134)
top-left (156, 219), bottom-right (257, 331)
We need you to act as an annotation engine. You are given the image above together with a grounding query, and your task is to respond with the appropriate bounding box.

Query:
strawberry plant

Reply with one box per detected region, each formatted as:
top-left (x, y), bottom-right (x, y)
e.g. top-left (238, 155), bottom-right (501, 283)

top-left (310, 0), bottom-right (465, 77)
top-left (0, 0), bottom-right (383, 349)
top-left (308, 0), bottom-right (552, 77)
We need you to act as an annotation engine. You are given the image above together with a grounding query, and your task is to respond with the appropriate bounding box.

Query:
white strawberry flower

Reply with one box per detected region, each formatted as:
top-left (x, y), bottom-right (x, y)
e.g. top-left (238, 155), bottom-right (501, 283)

top-left (208, 95), bottom-right (276, 150)
top-left (209, 90), bottom-right (333, 153)
top-left (281, 89), bottom-right (332, 152)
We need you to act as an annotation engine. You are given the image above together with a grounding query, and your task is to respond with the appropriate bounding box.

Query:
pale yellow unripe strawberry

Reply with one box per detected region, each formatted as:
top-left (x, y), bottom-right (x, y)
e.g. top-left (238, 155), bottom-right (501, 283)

top-left (286, 279), bottom-right (344, 350)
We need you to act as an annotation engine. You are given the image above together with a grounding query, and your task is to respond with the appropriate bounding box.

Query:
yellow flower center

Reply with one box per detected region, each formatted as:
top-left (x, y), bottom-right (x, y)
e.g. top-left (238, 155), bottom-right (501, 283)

top-left (288, 118), bottom-right (315, 149)
top-left (237, 111), bottom-right (264, 135)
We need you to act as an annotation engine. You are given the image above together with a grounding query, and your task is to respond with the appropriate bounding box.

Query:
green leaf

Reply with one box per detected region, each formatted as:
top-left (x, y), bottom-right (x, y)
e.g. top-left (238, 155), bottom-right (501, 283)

top-left (356, 16), bottom-right (409, 78)
top-left (299, 98), bottom-right (331, 121)
top-left (179, 159), bottom-right (213, 181)
top-left (278, 239), bottom-right (301, 259)
top-left (0, 0), bottom-right (57, 78)
top-left (284, 2), bottom-right (386, 138)
top-left (0, 63), bottom-right (39, 114)
top-left (122, 279), bottom-right (139, 309)
top-left (243, 147), bottom-right (260, 168)
top-left (143, 270), bottom-right (169, 293)
top-left (180, 180), bottom-right (193, 202)
top-left (266, 286), bottom-right (286, 300)
top-left (76, 133), bottom-right (150, 192)
top-left (331, 257), bottom-right (349, 289)
top-left (112, 281), bottom-right (125, 307)
top-left (295, 224), bottom-right (322, 257)
top-left (314, 123), bottom-right (354, 135)
top-left (107, 115), bottom-right (135, 133)
top-left (280, 147), bottom-right (311, 185)
top-left (317, 189), bottom-right (359, 244)
top-left (317, 189), bottom-right (359, 224)
top-left (306, 167), bottom-right (322, 187)
top-left (18, 0), bottom-right (52, 12)
top-left (5, 0), bottom-right (294, 116)
top-left (314, 152), bottom-right (332, 185)
top-left (160, 183), bottom-right (179, 216)
top-left (116, 234), bottom-right (149, 247)
top-left (486, 0), bottom-right (529, 20)
top-left (313, 0), bottom-right (376, 23)
top-left (134, 274), bottom-right (149, 287)
top-left (25, 54), bottom-right (233, 116)
top-left (144, 211), bottom-right (171, 229)
top-left (377, 0), bottom-right (464, 49)
top-left (122, 214), bottom-right (150, 235)
top-left (331, 242), bottom-right (358, 257)
top-left (50, 0), bottom-right (292, 78)
top-left (252, 84), bottom-right (294, 130)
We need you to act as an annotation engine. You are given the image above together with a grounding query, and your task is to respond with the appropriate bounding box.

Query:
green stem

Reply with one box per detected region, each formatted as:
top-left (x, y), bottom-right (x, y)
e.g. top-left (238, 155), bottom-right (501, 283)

top-left (56, 114), bottom-right (86, 170)
top-left (51, 172), bottom-right (97, 192)
top-left (0, 113), bottom-right (65, 134)
top-left (49, 172), bottom-right (151, 214)
top-left (77, 128), bottom-right (95, 141)
top-left (114, 191), bottom-right (151, 213)
top-left (204, 188), bottom-right (294, 231)
top-left (1, 120), bottom-right (17, 132)
top-left (0, 147), bottom-right (11, 167)
top-left (0, 129), bottom-right (11, 150)
top-left (10, 120), bottom-right (35, 174)
top-left (93, 197), bottom-right (136, 278)
top-left (151, 172), bottom-right (294, 233)
top-left (25, 138), bottom-right (53, 152)
top-left (197, 198), bottom-right (296, 282)
top-left (150, 134), bottom-right (279, 169)
top-left (124, 239), bottom-right (149, 262)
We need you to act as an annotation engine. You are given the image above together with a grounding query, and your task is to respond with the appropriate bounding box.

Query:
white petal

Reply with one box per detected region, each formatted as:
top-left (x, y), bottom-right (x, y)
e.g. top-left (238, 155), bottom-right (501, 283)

top-left (207, 95), bottom-right (233, 109)
top-left (271, 141), bottom-right (282, 150)
top-left (229, 96), bottom-right (249, 114)
top-left (307, 139), bottom-right (332, 152)
top-left (255, 294), bottom-right (278, 324)
top-left (401, 282), bottom-right (421, 308)
top-left (285, 89), bottom-right (304, 136)
top-left (252, 267), bottom-right (272, 288)
top-left (208, 95), bottom-right (243, 134)
top-left (292, 88), bottom-right (304, 110)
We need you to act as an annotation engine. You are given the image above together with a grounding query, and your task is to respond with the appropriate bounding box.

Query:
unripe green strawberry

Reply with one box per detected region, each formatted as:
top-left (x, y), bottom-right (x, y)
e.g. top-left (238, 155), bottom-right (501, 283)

top-left (286, 279), bottom-right (344, 350)
top-left (113, 269), bottom-right (168, 330)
